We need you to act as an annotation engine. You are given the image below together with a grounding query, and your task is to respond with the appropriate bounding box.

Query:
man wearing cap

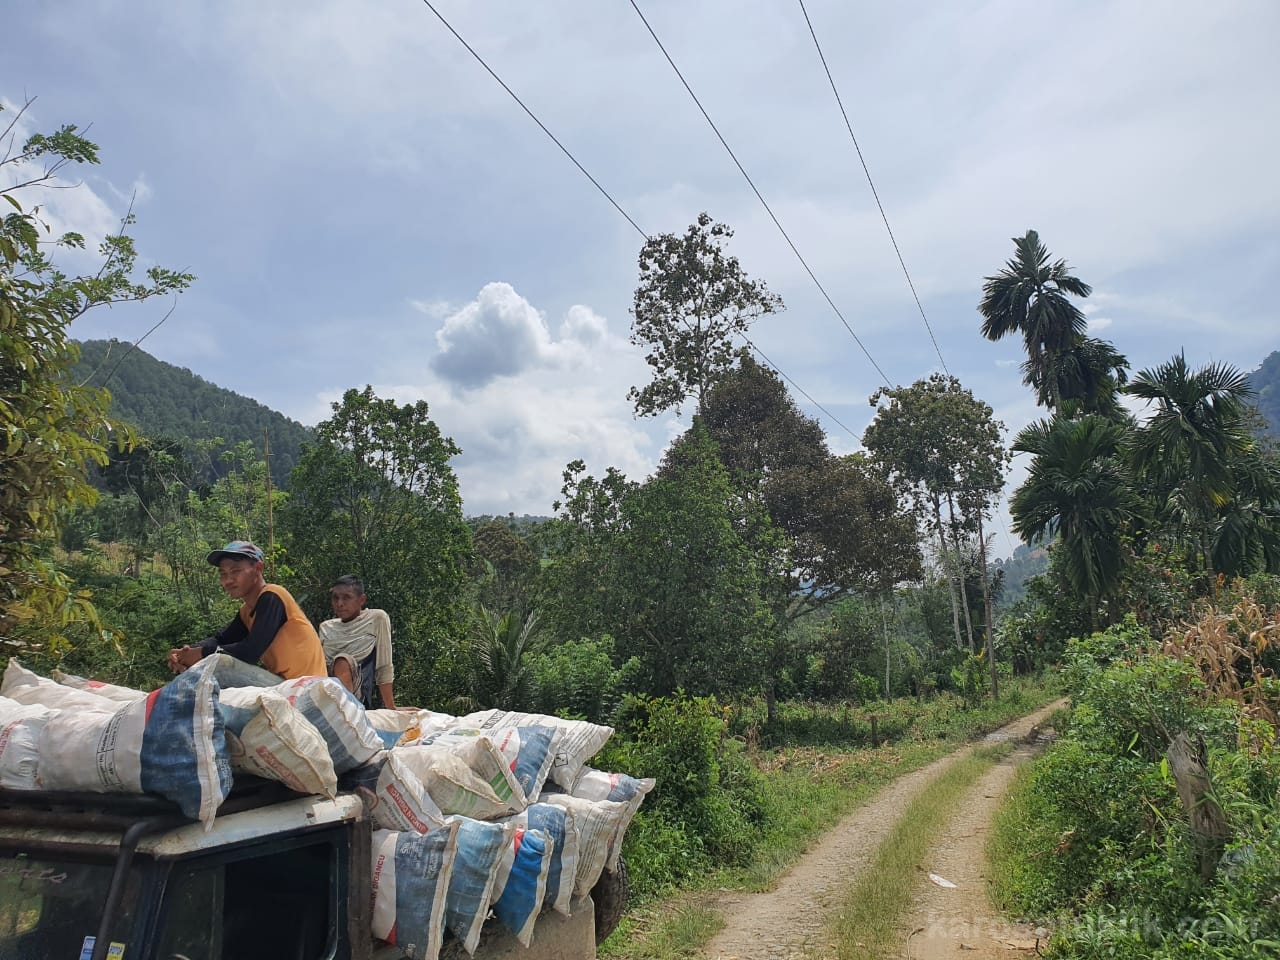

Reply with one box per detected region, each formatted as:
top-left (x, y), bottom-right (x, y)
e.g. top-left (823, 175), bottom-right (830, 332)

top-left (167, 541), bottom-right (327, 680)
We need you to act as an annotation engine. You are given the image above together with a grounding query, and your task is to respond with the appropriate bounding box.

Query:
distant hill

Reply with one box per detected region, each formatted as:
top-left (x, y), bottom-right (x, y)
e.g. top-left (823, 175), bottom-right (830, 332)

top-left (1248, 349), bottom-right (1280, 441)
top-left (72, 339), bottom-right (312, 488)
top-left (992, 541), bottom-right (1050, 608)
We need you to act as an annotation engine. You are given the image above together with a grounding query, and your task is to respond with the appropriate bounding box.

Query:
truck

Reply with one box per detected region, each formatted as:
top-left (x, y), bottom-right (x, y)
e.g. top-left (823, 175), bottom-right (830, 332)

top-left (0, 777), bottom-right (630, 960)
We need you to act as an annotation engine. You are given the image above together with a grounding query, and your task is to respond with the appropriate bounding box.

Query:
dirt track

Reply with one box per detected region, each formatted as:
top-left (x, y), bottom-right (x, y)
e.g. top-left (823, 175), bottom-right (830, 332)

top-left (700, 700), bottom-right (1065, 960)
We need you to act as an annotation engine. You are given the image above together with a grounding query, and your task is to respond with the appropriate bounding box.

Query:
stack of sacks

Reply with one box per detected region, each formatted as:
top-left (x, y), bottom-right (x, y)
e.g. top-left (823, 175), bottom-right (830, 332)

top-left (366, 708), bottom-right (656, 958)
top-left (1, 659), bottom-right (233, 826)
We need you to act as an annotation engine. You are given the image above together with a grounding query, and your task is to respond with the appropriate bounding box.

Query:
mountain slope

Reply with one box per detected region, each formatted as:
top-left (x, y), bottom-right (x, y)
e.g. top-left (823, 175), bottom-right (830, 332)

top-left (1248, 349), bottom-right (1280, 440)
top-left (72, 339), bottom-right (312, 487)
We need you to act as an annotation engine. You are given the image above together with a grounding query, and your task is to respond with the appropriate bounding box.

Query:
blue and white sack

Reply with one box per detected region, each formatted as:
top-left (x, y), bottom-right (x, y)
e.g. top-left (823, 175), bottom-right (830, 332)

top-left (503, 802), bottom-right (580, 915)
top-left (568, 766), bottom-right (656, 870)
top-left (491, 825), bottom-right (553, 946)
top-left (36, 668), bottom-right (233, 825)
top-left (424, 725), bottom-right (563, 803)
top-left (277, 676), bottom-right (383, 773)
top-left (444, 817), bottom-right (516, 954)
top-left (218, 687), bottom-right (337, 797)
top-left (370, 821), bottom-right (459, 960)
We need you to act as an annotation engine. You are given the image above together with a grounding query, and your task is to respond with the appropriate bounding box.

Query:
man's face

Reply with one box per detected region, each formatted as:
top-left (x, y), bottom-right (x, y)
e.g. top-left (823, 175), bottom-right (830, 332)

top-left (217, 558), bottom-right (262, 600)
top-left (330, 586), bottom-right (366, 622)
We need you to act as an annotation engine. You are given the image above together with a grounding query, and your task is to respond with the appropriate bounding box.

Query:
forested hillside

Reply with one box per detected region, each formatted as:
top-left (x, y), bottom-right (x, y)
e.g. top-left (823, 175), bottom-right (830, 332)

top-left (1249, 348), bottom-right (1280, 439)
top-left (73, 339), bottom-right (312, 487)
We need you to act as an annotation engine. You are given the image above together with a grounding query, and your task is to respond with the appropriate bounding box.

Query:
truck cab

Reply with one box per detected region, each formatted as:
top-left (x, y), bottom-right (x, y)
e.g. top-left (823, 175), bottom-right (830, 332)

top-left (0, 780), bottom-right (615, 960)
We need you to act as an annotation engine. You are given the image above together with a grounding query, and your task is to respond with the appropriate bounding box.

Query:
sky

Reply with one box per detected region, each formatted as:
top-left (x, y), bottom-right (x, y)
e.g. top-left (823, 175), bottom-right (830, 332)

top-left (6, 1), bottom-right (1279, 553)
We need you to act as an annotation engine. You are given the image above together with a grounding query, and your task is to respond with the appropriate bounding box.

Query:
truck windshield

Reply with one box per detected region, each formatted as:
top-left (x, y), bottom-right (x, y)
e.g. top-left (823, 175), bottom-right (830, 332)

top-left (0, 850), bottom-right (139, 960)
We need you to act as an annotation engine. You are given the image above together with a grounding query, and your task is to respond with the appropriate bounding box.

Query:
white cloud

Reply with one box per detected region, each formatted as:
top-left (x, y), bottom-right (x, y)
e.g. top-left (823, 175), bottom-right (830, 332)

top-left (409, 298), bottom-right (455, 320)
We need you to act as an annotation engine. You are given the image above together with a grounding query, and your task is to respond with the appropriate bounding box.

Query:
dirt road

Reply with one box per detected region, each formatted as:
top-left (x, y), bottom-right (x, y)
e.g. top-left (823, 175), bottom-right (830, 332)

top-left (701, 700), bottom-right (1065, 960)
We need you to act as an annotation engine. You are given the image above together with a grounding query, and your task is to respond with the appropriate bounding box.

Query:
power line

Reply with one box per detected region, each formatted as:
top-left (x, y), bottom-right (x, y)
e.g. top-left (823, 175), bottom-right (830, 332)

top-left (416, 0), bottom-right (865, 442)
top-left (796, 0), bottom-right (949, 376)
top-left (740, 335), bottom-right (861, 442)
top-left (418, 0), bottom-right (649, 241)
top-left (626, 0), bottom-right (893, 388)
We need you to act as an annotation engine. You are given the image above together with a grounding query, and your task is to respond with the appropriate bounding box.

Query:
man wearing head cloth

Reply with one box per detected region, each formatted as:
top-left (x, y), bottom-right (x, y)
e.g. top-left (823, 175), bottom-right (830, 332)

top-left (168, 540), bottom-right (326, 680)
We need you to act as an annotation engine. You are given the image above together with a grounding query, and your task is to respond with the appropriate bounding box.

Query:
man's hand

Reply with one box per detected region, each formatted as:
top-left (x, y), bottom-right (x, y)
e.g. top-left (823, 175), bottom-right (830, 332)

top-left (168, 645), bottom-right (204, 674)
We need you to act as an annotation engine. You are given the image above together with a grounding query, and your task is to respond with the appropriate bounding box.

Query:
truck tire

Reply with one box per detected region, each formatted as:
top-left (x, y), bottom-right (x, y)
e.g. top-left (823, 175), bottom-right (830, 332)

top-left (591, 857), bottom-right (630, 944)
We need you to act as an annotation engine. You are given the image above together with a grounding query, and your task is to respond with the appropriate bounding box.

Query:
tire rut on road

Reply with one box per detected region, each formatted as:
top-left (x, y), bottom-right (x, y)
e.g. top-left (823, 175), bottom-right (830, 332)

top-left (700, 700), bottom-right (1066, 960)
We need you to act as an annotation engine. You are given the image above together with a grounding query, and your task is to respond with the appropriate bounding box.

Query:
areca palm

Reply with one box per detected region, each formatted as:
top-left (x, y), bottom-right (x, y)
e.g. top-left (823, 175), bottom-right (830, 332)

top-left (1010, 415), bottom-right (1141, 628)
top-left (980, 230), bottom-right (1091, 411)
top-left (1124, 354), bottom-right (1256, 571)
top-left (1042, 335), bottom-right (1130, 417)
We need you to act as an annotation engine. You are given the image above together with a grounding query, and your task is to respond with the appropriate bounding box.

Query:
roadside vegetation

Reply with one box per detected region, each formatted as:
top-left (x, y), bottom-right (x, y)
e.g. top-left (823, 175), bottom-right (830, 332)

top-left (5, 101), bottom-right (1280, 960)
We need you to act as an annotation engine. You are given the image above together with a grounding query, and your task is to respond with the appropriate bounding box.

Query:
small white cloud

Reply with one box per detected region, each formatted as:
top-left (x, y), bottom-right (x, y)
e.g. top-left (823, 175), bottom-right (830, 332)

top-left (1088, 316), bottom-right (1114, 332)
top-left (409, 298), bottom-right (454, 319)
top-left (995, 358), bottom-right (1020, 368)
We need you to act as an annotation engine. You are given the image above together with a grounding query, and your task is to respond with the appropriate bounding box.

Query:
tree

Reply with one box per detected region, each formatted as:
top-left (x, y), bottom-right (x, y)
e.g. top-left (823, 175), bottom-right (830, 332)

top-left (979, 229), bottom-right (1090, 411)
top-left (1, 99), bottom-right (192, 650)
top-left (864, 376), bottom-right (1006, 656)
top-left (1048, 336), bottom-right (1130, 418)
top-left (1010, 414), bottom-right (1142, 630)
top-left (282, 386), bottom-right (472, 706)
top-left (540, 426), bottom-right (774, 698)
top-left (471, 520), bottom-right (538, 615)
top-left (1124, 354), bottom-right (1280, 578)
top-left (699, 356), bottom-right (920, 716)
top-left (628, 213), bottom-right (783, 417)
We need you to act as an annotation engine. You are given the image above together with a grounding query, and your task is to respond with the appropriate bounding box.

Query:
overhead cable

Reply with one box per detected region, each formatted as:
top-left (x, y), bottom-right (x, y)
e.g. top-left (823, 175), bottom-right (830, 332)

top-left (796, 0), bottom-right (949, 375)
top-left (627, 0), bottom-right (893, 388)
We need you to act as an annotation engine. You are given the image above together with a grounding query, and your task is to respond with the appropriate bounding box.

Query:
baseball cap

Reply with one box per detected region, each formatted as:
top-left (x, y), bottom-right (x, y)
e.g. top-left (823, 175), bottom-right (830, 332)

top-left (206, 540), bottom-right (265, 566)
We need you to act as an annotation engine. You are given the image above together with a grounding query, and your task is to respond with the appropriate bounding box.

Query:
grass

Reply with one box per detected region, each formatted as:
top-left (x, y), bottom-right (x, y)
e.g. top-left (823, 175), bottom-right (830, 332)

top-left (602, 680), bottom-right (1057, 960)
top-left (828, 744), bottom-right (1009, 959)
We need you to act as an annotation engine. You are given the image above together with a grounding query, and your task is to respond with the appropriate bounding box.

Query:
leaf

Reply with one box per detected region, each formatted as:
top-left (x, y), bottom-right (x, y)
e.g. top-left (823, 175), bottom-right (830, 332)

top-left (927, 872), bottom-right (957, 888)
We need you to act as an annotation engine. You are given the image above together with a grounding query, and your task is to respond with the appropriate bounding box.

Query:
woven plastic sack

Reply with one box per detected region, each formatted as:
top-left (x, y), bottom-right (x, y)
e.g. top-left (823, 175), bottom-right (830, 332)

top-left (368, 708), bottom-right (456, 750)
top-left (277, 677), bottom-right (383, 773)
top-left (36, 668), bottom-right (232, 825)
top-left (392, 738), bottom-right (523, 820)
top-left (491, 825), bottom-right (552, 946)
top-left (502, 802), bottom-right (579, 915)
top-left (457, 709), bottom-right (612, 790)
top-left (0, 697), bottom-right (54, 790)
top-left (537, 792), bottom-right (632, 897)
top-left (444, 817), bottom-right (515, 954)
top-left (370, 821), bottom-right (459, 960)
top-left (52, 670), bottom-right (148, 702)
top-left (218, 686), bottom-right (337, 797)
top-left (423, 725), bottom-right (562, 804)
top-left (569, 766), bottom-right (656, 869)
top-left (370, 751), bottom-right (446, 834)
top-left (3, 659), bottom-right (119, 712)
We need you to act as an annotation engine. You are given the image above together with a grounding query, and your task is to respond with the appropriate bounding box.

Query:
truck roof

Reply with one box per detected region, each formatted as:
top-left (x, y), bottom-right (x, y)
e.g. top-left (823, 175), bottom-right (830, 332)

top-left (0, 781), bottom-right (364, 857)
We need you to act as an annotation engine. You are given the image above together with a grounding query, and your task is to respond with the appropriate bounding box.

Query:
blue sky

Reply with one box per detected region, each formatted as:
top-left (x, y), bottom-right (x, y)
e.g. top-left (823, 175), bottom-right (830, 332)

top-left (7, 1), bottom-right (1279, 549)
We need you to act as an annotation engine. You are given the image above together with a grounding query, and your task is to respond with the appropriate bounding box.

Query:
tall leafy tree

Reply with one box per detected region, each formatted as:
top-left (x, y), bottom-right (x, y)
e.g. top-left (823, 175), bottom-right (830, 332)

top-left (282, 386), bottom-right (472, 706)
top-left (979, 229), bottom-right (1091, 411)
top-left (1010, 414), bottom-right (1142, 629)
top-left (1124, 354), bottom-right (1272, 576)
top-left (628, 213), bottom-right (783, 417)
top-left (1, 100), bottom-right (192, 651)
top-left (1048, 336), bottom-right (1130, 418)
top-left (864, 376), bottom-right (1005, 654)
top-left (540, 426), bottom-right (774, 698)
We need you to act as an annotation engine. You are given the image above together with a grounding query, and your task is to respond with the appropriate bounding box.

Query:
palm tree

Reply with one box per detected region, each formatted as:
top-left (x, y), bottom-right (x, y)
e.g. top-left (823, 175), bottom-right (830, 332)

top-left (1042, 335), bottom-right (1130, 418)
top-left (1010, 415), bottom-right (1142, 630)
top-left (1124, 354), bottom-right (1256, 573)
top-left (465, 607), bottom-right (541, 710)
top-left (979, 230), bottom-right (1091, 411)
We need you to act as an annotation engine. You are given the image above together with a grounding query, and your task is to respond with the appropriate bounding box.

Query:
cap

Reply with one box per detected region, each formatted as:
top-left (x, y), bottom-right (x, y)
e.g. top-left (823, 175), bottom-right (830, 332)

top-left (206, 540), bottom-right (265, 566)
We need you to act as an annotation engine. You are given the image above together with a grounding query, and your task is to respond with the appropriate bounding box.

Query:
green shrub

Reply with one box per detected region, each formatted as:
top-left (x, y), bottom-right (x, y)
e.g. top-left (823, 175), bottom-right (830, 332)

top-left (527, 635), bottom-right (640, 723)
top-left (601, 693), bottom-right (766, 868)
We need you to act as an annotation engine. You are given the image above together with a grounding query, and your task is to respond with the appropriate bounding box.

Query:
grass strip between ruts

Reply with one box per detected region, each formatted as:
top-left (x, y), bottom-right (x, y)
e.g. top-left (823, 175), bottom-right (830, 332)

top-left (829, 744), bottom-right (1010, 960)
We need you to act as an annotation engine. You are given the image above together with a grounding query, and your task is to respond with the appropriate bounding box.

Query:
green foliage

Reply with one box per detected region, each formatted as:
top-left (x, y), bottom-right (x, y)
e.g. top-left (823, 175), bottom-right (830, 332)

top-left (527, 635), bottom-right (639, 724)
top-left (72, 339), bottom-right (313, 489)
top-left (458, 607), bottom-right (540, 711)
top-left (628, 213), bottom-right (783, 418)
top-left (281, 386), bottom-right (472, 708)
top-left (603, 694), bottom-right (766, 872)
top-left (1, 99), bottom-right (192, 655)
top-left (540, 425), bottom-right (775, 698)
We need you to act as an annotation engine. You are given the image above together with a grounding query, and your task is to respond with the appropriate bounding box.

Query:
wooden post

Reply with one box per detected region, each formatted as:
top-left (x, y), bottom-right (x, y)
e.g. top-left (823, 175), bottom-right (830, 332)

top-left (1168, 732), bottom-right (1229, 881)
